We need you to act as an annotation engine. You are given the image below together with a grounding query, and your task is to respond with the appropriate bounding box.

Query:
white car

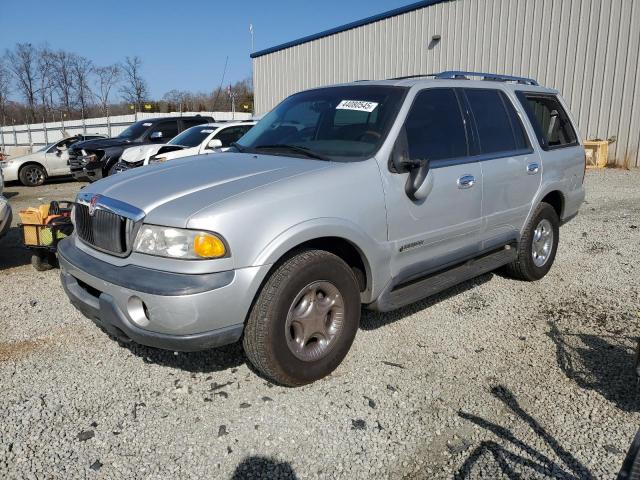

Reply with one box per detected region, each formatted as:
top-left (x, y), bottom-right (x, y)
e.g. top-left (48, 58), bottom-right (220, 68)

top-left (0, 134), bottom-right (105, 186)
top-left (0, 168), bottom-right (12, 239)
top-left (115, 121), bottom-right (256, 172)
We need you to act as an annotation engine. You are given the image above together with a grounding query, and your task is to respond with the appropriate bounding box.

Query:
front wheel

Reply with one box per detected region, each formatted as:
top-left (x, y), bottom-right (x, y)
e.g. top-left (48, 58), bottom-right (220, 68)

top-left (503, 202), bottom-right (560, 281)
top-left (243, 249), bottom-right (361, 386)
top-left (19, 164), bottom-right (46, 187)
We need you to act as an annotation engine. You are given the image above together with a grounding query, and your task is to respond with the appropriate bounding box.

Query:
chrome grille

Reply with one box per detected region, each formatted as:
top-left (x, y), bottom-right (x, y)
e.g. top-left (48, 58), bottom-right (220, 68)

top-left (75, 204), bottom-right (128, 254)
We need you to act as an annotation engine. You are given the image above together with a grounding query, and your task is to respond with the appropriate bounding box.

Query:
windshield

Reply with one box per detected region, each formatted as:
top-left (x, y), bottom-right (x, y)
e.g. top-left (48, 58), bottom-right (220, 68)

top-left (235, 85), bottom-right (407, 161)
top-left (118, 121), bottom-right (151, 140)
top-left (38, 143), bottom-right (56, 152)
top-left (168, 126), bottom-right (215, 147)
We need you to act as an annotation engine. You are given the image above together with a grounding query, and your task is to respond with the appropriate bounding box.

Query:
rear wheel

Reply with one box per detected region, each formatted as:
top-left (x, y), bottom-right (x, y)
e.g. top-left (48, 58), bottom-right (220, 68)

top-left (243, 249), bottom-right (361, 386)
top-left (19, 164), bottom-right (46, 187)
top-left (503, 202), bottom-right (559, 281)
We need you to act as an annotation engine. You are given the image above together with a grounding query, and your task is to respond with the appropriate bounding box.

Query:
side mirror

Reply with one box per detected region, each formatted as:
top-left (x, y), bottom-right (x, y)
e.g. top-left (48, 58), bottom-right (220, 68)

top-left (206, 138), bottom-right (223, 150)
top-left (389, 129), bottom-right (430, 200)
top-left (150, 131), bottom-right (163, 140)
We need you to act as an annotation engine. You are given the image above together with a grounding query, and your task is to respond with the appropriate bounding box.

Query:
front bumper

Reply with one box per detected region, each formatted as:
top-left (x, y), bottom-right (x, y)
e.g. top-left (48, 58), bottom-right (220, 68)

top-left (71, 164), bottom-right (103, 182)
top-left (0, 163), bottom-right (19, 182)
top-left (0, 196), bottom-right (12, 238)
top-left (58, 238), bottom-right (269, 351)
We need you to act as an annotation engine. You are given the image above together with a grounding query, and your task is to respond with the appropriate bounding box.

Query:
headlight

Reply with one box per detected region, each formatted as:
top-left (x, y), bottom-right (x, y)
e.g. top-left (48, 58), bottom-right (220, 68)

top-left (133, 225), bottom-right (227, 259)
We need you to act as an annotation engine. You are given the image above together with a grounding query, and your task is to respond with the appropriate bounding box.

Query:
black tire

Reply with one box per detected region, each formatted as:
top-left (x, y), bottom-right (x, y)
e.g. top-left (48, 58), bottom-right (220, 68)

top-left (503, 202), bottom-right (560, 281)
top-left (243, 249), bottom-right (361, 386)
top-left (19, 164), bottom-right (46, 187)
top-left (31, 252), bottom-right (57, 271)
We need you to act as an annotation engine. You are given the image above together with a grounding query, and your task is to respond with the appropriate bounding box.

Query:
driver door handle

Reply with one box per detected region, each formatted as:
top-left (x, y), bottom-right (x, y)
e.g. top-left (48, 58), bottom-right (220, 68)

top-left (457, 174), bottom-right (475, 189)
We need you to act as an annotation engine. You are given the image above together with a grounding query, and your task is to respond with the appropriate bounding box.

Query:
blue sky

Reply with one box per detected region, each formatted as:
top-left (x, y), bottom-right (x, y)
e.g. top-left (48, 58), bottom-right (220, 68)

top-left (2, 0), bottom-right (413, 99)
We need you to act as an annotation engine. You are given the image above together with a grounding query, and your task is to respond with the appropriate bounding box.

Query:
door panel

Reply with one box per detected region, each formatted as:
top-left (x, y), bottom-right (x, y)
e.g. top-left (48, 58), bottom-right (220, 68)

top-left (382, 87), bottom-right (483, 283)
top-left (481, 153), bottom-right (541, 248)
top-left (462, 88), bottom-right (541, 246)
top-left (385, 162), bottom-right (483, 281)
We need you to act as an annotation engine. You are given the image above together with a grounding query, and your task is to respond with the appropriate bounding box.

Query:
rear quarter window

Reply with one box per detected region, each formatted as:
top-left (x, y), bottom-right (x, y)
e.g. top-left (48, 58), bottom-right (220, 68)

top-left (516, 92), bottom-right (578, 150)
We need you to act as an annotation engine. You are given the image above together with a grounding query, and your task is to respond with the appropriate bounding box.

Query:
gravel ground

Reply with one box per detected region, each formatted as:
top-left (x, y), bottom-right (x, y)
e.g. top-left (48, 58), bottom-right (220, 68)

top-left (0, 170), bottom-right (638, 479)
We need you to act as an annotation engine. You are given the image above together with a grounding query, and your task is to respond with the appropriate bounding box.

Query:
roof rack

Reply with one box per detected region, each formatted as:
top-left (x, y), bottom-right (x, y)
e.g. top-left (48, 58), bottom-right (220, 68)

top-left (435, 71), bottom-right (539, 85)
top-left (390, 71), bottom-right (539, 85)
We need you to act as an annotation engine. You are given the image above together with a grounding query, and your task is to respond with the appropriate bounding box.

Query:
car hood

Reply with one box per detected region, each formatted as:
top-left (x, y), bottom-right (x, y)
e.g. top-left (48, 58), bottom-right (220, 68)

top-left (83, 152), bottom-right (333, 227)
top-left (71, 137), bottom-right (142, 151)
top-left (121, 144), bottom-right (164, 162)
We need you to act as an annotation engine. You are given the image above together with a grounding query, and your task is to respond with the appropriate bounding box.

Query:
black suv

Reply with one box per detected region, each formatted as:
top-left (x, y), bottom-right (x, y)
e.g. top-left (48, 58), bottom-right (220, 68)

top-left (69, 115), bottom-right (214, 182)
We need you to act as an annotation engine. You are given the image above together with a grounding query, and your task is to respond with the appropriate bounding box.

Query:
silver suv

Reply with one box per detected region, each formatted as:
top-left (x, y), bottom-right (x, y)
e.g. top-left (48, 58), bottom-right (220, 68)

top-left (58, 71), bottom-right (585, 386)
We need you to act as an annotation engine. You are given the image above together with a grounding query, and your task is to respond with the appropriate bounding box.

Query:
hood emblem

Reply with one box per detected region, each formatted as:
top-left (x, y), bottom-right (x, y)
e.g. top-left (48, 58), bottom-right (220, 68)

top-left (88, 195), bottom-right (101, 216)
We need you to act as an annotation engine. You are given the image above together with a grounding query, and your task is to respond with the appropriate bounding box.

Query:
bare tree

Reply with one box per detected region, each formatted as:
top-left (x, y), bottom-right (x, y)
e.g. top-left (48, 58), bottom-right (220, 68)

top-left (71, 54), bottom-right (93, 121)
top-left (36, 47), bottom-right (55, 131)
top-left (0, 60), bottom-right (11, 136)
top-left (120, 56), bottom-right (148, 112)
top-left (5, 43), bottom-right (39, 123)
top-left (51, 50), bottom-right (75, 116)
top-left (93, 64), bottom-right (120, 116)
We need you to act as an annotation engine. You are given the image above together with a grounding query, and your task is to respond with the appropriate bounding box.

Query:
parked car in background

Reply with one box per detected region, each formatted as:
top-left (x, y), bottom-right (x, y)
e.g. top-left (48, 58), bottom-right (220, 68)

top-left (58, 72), bottom-right (585, 386)
top-left (114, 121), bottom-right (256, 172)
top-left (0, 135), bottom-right (106, 186)
top-left (68, 115), bottom-right (214, 182)
top-left (0, 168), bottom-right (12, 238)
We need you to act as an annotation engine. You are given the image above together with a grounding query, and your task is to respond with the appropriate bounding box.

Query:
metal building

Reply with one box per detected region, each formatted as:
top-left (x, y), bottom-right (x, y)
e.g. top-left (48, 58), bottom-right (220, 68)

top-left (251, 0), bottom-right (640, 167)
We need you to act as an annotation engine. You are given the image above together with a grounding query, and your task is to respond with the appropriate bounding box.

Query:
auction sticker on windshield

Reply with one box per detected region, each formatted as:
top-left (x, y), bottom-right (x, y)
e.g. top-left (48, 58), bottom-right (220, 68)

top-left (201, 129), bottom-right (214, 133)
top-left (336, 100), bottom-right (379, 112)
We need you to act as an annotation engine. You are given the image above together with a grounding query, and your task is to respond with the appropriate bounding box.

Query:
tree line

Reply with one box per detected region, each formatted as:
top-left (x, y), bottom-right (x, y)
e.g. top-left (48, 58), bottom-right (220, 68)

top-left (0, 43), bottom-right (254, 127)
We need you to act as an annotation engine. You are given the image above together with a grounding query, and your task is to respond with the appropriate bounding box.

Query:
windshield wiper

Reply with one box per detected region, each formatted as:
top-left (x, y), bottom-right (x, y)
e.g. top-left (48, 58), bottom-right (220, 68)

top-left (230, 142), bottom-right (245, 153)
top-left (252, 144), bottom-right (329, 161)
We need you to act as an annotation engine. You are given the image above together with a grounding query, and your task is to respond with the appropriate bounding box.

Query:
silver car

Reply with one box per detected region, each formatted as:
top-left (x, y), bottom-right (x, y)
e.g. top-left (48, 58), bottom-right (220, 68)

top-left (58, 71), bottom-right (585, 386)
top-left (0, 135), bottom-right (105, 186)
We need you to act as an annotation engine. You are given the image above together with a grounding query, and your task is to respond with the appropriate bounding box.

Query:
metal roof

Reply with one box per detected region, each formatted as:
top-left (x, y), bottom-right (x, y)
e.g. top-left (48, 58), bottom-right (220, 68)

top-left (250, 0), bottom-right (446, 58)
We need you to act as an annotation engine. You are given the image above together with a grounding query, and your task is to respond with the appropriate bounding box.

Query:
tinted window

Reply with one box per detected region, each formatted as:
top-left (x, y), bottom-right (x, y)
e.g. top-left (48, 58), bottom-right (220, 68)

top-left (518, 93), bottom-right (578, 149)
top-left (214, 126), bottom-right (252, 147)
top-left (149, 121), bottom-right (179, 142)
top-left (466, 89), bottom-right (528, 154)
top-left (183, 118), bottom-right (209, 129)
top-left (403, 88), bottom-right (467, 162)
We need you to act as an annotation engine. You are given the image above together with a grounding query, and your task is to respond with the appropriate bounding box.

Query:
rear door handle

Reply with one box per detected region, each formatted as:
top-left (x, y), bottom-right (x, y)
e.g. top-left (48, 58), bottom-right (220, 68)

top-left (527, 162), bottom-right (540, 174)
top-left (457, 174), bottom-right (475, 189)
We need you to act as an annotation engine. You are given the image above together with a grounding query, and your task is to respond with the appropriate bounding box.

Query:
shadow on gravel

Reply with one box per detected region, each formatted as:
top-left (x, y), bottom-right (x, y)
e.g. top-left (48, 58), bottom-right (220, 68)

top-left (0, 227), bottom-right (30, 270)
top-left (231, 456), bottom-right (298, 479)
top-left (361, 273), bottom-right (493, 330)
top-left (456, 385), bottom-right (594, 480)
top-left (3, 191), bottom-right (18, 199)
top-left (122, 341), bottom-right (246, 374)
top-left (547, 323), bottom-right (639, 412)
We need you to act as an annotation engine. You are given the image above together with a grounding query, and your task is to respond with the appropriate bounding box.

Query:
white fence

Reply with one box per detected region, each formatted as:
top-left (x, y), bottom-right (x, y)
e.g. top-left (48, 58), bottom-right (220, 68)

top-left (0, 111), bottom-right (253, 153)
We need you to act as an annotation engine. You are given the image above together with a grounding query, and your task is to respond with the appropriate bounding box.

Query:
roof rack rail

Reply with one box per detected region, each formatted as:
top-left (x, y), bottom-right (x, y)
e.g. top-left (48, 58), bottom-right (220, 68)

top-left (390, 73), bottom-right (437, 80)
top-left (435, 71), bottom-right (539, 85)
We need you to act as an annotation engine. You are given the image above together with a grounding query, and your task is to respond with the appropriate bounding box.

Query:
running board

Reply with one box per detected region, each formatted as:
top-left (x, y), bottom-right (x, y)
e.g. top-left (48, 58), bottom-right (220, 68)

top-left (372, 245), bottom-right (517, 312)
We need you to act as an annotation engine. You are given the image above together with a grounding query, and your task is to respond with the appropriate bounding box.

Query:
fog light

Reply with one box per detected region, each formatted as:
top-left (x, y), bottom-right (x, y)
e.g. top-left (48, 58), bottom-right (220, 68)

top-left (127, 296), bottom-right (151, 327)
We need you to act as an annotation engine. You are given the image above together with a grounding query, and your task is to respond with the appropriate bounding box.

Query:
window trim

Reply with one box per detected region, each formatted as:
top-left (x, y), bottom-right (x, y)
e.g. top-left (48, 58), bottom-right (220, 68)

top-left (395, 86), bottom-right (472, 170)
top-left (461, 88), bottom-right (533, 157)
top-left (515, 91), bottom-right (579, 151)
